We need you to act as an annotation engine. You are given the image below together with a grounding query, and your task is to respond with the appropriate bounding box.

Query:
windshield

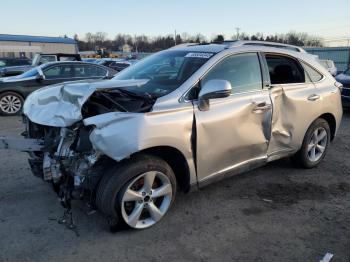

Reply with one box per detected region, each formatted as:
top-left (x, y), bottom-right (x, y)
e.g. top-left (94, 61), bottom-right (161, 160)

top-left (113, 50), bottom-right (214, 97)
top-left (344, 68), bottom-right (350, 76)
top-left (14, 68), bottom-right (38, 79)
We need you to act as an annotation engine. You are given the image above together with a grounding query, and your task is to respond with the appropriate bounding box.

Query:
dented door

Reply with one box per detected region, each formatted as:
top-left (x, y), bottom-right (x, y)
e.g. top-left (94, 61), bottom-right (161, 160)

top-left (267, 82), bottom-right (320, 159)
top-left (194, 91), bottom-right (271, 184)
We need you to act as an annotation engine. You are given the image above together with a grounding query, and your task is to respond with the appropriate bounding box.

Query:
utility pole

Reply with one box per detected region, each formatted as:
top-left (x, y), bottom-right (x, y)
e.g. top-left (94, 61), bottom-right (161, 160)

top-left (235, 27), bottom-right (241, 40)
top-left (174, 30), bottom-right (177, 46)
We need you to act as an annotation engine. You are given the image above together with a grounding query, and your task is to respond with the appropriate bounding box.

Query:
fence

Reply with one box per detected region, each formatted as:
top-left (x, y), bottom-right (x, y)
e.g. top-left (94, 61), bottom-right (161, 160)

top-left (305, 47), bottom-right (350, 73)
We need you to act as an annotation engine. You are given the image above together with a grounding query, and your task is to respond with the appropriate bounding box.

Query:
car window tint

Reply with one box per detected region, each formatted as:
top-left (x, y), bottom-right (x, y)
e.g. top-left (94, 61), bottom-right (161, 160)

top-left (74, 65), bottom-right (106, 78)
top-left (44, 65), bottom-right (73, 79)
top-left (302, 62), bottom-right (323, 82)
top-left (202, 53), bottom-right (262, 94)
top-left (39, 56), bottom-right (56, 65)
top-left (265, 54), bottom-right (305, 84)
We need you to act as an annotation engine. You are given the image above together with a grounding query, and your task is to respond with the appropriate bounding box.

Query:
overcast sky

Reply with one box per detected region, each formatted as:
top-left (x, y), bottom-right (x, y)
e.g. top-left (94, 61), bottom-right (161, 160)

top-left (2, 0), bottom-right (350, 43)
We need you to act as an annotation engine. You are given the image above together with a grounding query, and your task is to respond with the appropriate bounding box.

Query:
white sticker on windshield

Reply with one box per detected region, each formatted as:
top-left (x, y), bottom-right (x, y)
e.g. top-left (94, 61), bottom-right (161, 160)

top-left (185, 52), bottom-right (214, 59)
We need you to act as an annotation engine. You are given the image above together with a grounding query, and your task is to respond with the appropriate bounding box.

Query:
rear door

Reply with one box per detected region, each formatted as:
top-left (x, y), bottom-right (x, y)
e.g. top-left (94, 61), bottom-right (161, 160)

top-left (194, 52), bottom-right (272, 185)
top-left (72, 64), bottom-right (108, 80)
top-left (263, 53), bottom-right (324, 158)
top-left (42, 64), bottom-right (74, 86)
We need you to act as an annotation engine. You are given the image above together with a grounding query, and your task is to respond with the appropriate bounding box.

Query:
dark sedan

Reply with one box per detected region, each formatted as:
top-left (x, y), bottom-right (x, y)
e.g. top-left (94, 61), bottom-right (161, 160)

top-left (335, 68), bottom-right (350, 107)
top-left (0, 61), bottom-right (117, 115)
top-left (96, 58), bottom-right (138, 72)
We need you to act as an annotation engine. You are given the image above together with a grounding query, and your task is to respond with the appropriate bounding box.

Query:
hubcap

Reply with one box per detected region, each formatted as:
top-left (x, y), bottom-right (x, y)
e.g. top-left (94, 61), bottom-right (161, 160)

top-left (121, 171), bottom-right (173, 229)
top-left (307, 127), bottom-right (328, 162)
top-left (0, 95), bottom-right (22, 114)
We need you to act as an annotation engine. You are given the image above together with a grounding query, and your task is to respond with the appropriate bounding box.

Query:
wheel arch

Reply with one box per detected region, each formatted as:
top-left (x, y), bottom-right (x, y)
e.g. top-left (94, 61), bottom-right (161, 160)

top-left (318, 113), bottom-right (337, 141)
top-left (136, 146), bottom-right (191, 193)
top-left (0, 90), bottom-right (25, 100)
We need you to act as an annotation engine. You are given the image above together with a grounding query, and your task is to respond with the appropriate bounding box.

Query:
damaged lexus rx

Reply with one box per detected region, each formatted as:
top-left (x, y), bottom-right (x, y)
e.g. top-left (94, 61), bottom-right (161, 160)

top-left (2, 42), bottom-right (343, 230)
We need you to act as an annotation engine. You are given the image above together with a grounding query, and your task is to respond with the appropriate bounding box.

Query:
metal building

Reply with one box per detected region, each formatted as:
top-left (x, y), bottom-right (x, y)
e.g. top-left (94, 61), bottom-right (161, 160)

top-left (305, 47), bottom-right (350, 73)
top-left (0, 34), bottom-right (78, 58)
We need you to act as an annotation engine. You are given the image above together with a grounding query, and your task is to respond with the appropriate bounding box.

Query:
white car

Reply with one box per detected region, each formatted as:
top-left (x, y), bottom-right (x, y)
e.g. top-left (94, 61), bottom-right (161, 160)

top-left (319, 59), bottom-right (337, 76)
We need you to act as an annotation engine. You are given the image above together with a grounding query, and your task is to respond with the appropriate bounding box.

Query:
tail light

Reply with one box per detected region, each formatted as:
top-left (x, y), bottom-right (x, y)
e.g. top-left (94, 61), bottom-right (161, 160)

top-left (334, 81), bottom-right (343, 92)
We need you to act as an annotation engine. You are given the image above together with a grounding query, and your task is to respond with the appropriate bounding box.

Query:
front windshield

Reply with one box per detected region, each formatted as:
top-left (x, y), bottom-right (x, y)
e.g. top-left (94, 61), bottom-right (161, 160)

top-left (14, 68), bottom-right (38, 79)
top-left (113, 50), bottom-right (214, 97)
top-left (343, 68), bottom-right (350, 76)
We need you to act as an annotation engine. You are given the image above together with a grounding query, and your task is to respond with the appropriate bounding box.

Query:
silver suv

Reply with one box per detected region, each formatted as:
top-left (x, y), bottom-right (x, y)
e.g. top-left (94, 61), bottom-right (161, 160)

top-left (18, 42), bottom-right (343, 230)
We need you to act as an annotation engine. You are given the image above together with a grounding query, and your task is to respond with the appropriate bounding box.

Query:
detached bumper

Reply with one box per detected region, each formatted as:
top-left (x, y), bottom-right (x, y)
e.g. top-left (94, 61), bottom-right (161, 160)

top-left (0, 137), bottom-right (44, 151)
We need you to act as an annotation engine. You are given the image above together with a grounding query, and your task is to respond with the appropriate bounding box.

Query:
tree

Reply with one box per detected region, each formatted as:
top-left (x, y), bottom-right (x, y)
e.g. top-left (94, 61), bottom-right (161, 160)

top-left (213, 34), bottom-right (225, 43)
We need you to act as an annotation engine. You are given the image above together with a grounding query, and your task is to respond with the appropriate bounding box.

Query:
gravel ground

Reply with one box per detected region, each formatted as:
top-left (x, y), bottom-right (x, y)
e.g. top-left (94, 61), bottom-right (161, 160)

top-left (0, 112), bottom-right (349, 262)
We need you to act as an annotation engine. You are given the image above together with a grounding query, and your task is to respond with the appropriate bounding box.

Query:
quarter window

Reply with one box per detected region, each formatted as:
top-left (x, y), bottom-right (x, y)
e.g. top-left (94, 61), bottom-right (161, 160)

top-left (202, 53), bottom-right (263, 94)
top-left (302, 62), bottom-right (323, 82)
top-left (265, 55), bottom-right (305, 84)
top-left (73, 65), bottom-right (107, 78)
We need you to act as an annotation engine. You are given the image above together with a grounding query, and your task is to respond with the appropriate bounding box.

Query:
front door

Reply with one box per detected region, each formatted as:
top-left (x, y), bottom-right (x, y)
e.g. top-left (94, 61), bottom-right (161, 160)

top-left (194, 52), bottom-right (272, 185)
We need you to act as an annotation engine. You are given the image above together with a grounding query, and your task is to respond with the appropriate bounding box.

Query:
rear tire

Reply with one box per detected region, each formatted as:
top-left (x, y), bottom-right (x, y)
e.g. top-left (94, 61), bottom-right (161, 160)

top-left (0, 92), bottom-right (24, 116)
top-left (96, 154), bottom-right (177, 230)
top-left (294, 118), bottom-right (330, 168)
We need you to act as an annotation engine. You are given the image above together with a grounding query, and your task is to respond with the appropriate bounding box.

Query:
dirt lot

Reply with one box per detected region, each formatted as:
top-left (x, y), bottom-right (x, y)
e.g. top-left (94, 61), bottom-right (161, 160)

top-left (0, 113), bottom-right (349, 262)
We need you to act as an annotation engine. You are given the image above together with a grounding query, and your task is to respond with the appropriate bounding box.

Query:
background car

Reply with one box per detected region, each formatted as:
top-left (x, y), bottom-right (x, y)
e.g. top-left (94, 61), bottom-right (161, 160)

top-left (319, 59), bottom-right (337, 76)
top-left (82, 58), bottom-right (98, 63)
top-left (96, 58), bottom-right (139, 72)
top-left (0, 57), bottom-right (32, 69)
top-left (335, 67), bottom-right (350, 107)
top-left (0, 53), bottom-right (82, 77)
top-left (0, 61), bottom-right (117, 115)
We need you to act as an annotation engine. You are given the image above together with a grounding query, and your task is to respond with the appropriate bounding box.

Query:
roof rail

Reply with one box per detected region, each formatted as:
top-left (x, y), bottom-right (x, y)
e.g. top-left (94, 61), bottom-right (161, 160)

top-left (223, 40), bottom-right (307, 53)
top-left (169, 43), bottom-right (199, 49)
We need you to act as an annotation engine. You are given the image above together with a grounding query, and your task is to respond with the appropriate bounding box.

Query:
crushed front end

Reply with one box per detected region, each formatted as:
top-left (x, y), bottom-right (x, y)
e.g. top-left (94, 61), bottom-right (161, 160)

top-left (24, 118), bottom-right (103, 211)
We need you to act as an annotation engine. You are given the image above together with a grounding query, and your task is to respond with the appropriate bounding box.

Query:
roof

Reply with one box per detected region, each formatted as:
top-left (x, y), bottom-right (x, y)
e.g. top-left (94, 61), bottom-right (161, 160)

top-left (170, 43), bottom-right (227, 53)
top-left (0, 34), bottom-right (76, 44)
top-left (171, 41), bottom-right (307, 54)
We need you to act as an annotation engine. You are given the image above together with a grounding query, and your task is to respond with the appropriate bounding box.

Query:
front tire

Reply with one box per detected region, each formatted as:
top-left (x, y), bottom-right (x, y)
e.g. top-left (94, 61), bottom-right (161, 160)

top-left (0, 92), bottom-right (24, 116)
top-left (294, 118), bottom-right (330, 168)
top-left (96, 154), bottom-right (177, 230)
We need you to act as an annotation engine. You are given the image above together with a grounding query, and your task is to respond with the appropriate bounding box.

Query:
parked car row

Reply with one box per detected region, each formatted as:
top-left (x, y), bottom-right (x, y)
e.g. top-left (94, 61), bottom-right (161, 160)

top-left (0, 61), bottom-right (117, 115)
top-left (84, 57), bottom-right (139, 72)
top-left (0, 53), bottom-right (82, 77)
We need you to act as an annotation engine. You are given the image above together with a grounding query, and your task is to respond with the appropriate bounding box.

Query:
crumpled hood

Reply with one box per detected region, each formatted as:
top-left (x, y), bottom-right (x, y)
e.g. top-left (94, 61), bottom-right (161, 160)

top-left (23, 79), bottom-right (149, 127)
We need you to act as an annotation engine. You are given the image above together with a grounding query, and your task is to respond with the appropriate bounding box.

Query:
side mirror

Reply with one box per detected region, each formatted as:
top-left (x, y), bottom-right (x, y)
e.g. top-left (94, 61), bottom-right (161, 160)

top-left (36, 72), bottom-right (45, 81)
top-left (198, 79), bottom-right (232, 111)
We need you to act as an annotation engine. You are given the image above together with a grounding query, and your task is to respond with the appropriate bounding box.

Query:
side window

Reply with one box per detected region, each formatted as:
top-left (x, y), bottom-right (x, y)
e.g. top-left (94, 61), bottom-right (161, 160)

top-left (202, 53), bottom-right (262, 94)
top-left (265, 55), bottom-right (305, 84)
top-left (39, 56), bottom-right (56, 65)
top-left (73, 65), bottom-right (106, 78)
top-left (301, 62), bottom-right (323, 82)
top-left (44, 65), bottom-right (73, 79)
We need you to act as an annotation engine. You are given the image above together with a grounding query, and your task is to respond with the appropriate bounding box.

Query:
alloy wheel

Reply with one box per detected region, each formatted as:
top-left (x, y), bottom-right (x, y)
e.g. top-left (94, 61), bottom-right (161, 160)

top-left (0, 94), bottom-right (22, 114)
top-left (307, 127), bottom-right (328, 162)
top-left (121, 171), bottom-right (173, 229)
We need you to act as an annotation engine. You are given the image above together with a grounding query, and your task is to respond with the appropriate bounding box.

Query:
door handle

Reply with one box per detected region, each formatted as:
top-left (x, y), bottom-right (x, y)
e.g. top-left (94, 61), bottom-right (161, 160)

top-left (252, 102), bottom-right (272, 113)
top-left (307, 94), bottom-right (320, 101)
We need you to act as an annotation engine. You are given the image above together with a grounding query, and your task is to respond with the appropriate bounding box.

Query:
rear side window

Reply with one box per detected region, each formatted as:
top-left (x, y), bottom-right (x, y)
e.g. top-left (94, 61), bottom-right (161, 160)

top-left (301, 62), bottom-right (323, 82)
top-left (73, 65), bottom-right (107, 78)
top-left (265, 54), bottom-right (305, 84)
top-left (202, 53), bottom-right (262, 94)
